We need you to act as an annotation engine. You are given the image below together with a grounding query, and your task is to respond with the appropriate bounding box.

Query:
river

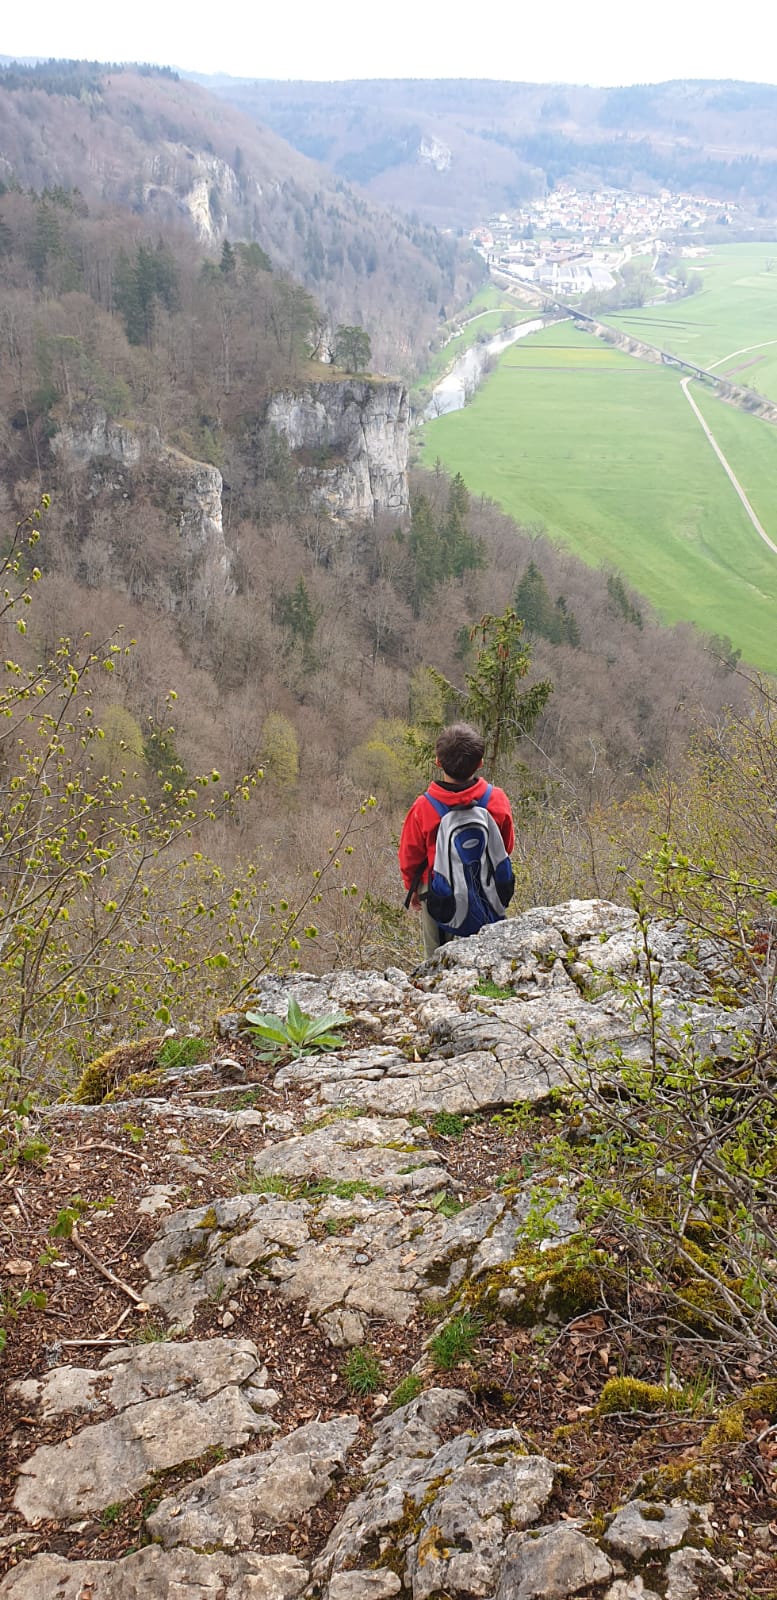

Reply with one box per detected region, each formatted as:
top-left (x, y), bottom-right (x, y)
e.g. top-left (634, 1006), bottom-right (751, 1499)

top-left (424, 318), bottom-right (546, 418)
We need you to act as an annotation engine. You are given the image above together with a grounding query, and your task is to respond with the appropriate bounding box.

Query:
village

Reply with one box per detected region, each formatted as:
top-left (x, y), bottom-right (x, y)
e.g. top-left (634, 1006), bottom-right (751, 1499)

top-left (470, 184), bottom-right (741, 295)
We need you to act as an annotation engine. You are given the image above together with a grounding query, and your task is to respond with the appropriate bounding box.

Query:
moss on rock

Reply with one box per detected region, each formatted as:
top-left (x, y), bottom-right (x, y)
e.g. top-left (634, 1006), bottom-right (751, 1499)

top-left (72, 1039), bottom-right (163, 1104)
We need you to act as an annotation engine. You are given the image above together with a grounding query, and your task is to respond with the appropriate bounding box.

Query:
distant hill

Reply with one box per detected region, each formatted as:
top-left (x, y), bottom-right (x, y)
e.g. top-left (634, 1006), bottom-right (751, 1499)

top-left (0, 61), bottom-right (484, 369)
top-left (191, 76), bottom-right (777, 227)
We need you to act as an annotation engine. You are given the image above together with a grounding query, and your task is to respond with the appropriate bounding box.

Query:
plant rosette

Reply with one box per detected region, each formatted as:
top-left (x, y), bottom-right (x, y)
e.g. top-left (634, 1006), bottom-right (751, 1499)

top-left (243, 997), bottom-right (350, 1063)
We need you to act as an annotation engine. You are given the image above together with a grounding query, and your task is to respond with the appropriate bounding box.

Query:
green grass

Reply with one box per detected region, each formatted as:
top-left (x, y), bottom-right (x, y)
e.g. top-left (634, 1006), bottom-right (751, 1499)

top-left (430, 1111), bottom-right (466, 1139)
top-left (423, 319), bottom-right (777, 672)
top-left (389, 1373), bottom-right (423, 1409)
top-left (342, 1345), bottom-right (385, 1395)
top-left (429, 1312), bottom-right (481, 1371)
top-left (605, 244), bottom-right (777, 400)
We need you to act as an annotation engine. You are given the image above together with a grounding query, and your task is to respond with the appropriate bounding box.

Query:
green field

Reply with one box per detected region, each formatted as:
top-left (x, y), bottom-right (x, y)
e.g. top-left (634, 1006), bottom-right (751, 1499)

top-left (422, 320), bottom-right (777, 671)
top-left (607, 244), bottom-right (777, 400)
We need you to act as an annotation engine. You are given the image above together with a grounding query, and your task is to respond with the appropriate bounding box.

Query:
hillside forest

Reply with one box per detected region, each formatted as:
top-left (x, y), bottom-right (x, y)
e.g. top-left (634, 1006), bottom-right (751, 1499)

top-left (0, 157), bottom-right (768, 1106)
top-left (0, 61), bottom-right (483, 370)
top-left (201, 75), bottom-right (777, 227)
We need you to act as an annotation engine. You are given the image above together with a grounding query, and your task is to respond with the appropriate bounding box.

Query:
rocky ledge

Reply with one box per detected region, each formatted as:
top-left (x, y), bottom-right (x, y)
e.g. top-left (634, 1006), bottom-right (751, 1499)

top-left (1, 900), bottom-right (769, 1598)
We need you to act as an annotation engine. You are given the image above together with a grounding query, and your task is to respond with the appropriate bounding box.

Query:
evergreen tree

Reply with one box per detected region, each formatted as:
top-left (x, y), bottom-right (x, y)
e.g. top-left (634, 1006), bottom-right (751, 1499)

top-left (220, 239), bottom-right (237, 275)
top-left (516, 563), bottom-right (580, 647)
top-left (442, 475), bottom-right (483, 579)
top-left (115, 242), bottom-right (180, 346)
top-left (26, 202), bottom-right (62, 286)
top-left (407, 492), bottom-right (444, 616)
top-left (554, 596), bottom-right (581, 648)
top-left (462, 609), bottom-right (553, 782)
top-left (607, 572), bottom-right (643, 629)
top-left (237, 241), bottom-right (272, 274)
top-left (515, 561), bottom-right (556, 638)
top-left (276, 577), bottom-right (321, 671)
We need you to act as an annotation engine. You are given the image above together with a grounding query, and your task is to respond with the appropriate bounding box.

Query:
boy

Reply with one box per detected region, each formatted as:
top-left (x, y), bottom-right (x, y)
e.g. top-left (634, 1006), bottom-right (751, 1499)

top-left (399, 722), bottom-right (515, 959)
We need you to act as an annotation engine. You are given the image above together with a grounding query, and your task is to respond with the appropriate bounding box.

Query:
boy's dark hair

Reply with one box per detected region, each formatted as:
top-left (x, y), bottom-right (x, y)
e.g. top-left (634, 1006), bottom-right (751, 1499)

top-left (435, 723), bottom-right (485, 781)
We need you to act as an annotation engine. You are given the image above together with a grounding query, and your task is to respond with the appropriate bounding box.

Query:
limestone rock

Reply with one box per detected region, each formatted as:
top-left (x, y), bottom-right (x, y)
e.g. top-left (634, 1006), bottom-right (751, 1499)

top-left (266, 380), bottom-right (409, 523)
top-left (0, 1547), bottom-right (308, 1599)
top-left (142, 1195), bottom-right (311, 1328)
top-left (605, 1581), bottom-right (661, 1600)
top-left (495, 1523), bottom-right (613, 1598)
top-left (604, 1500), bottom-right (708, 1559)
top-left (328, 1574), bottom-right (402, 1599)
top-left (406, 1438), bottom-right (558, 1599)
top-left (51, 404), bottom-right (234, 602)
top-left (363, 1386), bottom-right (469, 1473)
top-left (318, 1397), bottom-right (556, 1597)
top-left (312, 1047), bottom-right (569, 1114)
top-left (147, 1415), bottom-right (359, 1550)
top-left (14, 1339), bottom-right (275, 1523)
top-left (251, 1114), bottom-right (448, 1196)
top-left (665, 1546), bottom-right (728, 1600)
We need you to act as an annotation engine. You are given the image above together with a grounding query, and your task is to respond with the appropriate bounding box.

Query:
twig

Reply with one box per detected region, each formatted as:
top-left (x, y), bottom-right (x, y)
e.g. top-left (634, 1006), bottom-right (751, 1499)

top-left (755, 1421), bottom-right (777, 1444)
top-left (59, 1337), bottom-right (130, 1348)
top-left (12, 1186), bottom-right (32, 1225)
top-left (71, 1226), bottom-right (144, 1305)
top-left (73, 1143), bottom-right (147, 1165)
top-left (212, 1120), bottom-right (238, 1148)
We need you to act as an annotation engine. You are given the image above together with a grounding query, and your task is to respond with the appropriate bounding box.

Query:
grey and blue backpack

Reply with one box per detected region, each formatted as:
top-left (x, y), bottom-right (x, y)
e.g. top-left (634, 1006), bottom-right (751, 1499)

top-left (424, 786), bottom-right (515, 936)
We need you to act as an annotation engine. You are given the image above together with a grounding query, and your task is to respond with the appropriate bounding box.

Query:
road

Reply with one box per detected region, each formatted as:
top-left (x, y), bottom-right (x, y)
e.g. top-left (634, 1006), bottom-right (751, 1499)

top-left (680, 376), bottom-right (777, 558)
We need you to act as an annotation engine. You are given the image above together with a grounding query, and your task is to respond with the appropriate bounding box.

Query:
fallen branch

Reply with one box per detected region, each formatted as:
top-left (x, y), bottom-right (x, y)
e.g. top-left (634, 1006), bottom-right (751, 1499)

top-left (74, 1142), bottom-right (147, 1165)
top-left (71, 1226), bottom-right (144, 1305)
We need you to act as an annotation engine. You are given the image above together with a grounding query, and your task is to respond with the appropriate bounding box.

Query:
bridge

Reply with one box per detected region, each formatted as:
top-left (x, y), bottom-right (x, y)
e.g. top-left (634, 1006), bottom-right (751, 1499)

top-left (491, 265), bottom-right (770, 410)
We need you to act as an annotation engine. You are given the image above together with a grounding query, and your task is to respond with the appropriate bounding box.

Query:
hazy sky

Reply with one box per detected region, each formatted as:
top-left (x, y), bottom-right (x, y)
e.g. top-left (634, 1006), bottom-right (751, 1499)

top-left (3, 0), bottom-right (777, 86)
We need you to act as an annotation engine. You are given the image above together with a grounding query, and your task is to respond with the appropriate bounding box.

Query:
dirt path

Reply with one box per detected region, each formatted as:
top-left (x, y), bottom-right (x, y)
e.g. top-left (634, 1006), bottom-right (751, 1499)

top-left (680, 375), bottom-right (777, 557)
top-left (709, 337), bottom-right (777, 372)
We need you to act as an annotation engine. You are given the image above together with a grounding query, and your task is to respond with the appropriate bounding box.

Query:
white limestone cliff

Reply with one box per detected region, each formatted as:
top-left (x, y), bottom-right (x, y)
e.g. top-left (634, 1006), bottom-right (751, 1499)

top-left (51, 409), bottom-right (234, 601)
top-left (266, 379), bottom-right (410, 523)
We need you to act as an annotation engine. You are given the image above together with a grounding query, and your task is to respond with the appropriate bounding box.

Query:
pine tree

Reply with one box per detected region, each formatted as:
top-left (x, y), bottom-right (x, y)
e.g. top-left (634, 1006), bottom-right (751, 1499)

top-left (220, 239), bottom-right (237, 275)
top-left (408, 493), bottom-right (444, 616)
top-left (463, 609), bottom-right (553, 782)
top-left (515, 561), bottom-right (557, 638)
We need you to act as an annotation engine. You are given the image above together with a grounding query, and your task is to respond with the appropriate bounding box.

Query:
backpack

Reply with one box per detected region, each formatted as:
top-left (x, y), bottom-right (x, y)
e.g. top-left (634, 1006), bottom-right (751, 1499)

top-left (424, 785), bottom-right (515, 937)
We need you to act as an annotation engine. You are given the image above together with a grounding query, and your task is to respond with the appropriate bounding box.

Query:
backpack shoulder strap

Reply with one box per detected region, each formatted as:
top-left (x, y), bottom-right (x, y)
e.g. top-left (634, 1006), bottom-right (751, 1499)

top-left (424, 790), bottom-right (449, 820)
top-left (480, 784), bottom-right (493, 807)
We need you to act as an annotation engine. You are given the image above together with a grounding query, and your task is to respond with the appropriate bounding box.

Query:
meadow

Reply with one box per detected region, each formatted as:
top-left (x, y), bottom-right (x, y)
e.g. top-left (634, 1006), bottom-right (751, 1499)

top-left (422, 319), bottom-right (777, 672)
top-left (607, 243), bottom-right (777, 400)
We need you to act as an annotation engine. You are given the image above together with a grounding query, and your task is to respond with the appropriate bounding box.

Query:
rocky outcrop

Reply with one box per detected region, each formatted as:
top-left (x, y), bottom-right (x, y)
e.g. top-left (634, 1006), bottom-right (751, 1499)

top-left (418, 135), bottom-right (452, 172)
top-left (266, 379), bottom-right (410, 522)
top-left (0, 902), bottom-right (748, 1598)
top-left (51, 406), bottom-right (234, 600)
top-left (144, 143), bottom-right (245, 245)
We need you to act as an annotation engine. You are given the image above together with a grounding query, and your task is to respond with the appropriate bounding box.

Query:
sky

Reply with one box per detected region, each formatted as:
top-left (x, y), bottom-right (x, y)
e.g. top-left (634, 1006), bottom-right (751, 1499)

top-left (3, 0), bottom-right (777, 87)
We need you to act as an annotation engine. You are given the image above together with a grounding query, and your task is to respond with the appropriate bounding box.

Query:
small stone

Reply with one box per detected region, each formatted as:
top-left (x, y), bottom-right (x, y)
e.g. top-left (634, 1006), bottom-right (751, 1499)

top-left (665, 1547), bottom-right (727, 1600)
top-left (604, 1501), bottom-right (709, 1561)
top-left (605, 1581), bottom-right (661, 1600)
top-left (496, 1523), bottom-right (613, 1599)
top-left (221, 1311), bottom-right (235, 1328)
top-left (329, 1573), bottom-right (401, 1599)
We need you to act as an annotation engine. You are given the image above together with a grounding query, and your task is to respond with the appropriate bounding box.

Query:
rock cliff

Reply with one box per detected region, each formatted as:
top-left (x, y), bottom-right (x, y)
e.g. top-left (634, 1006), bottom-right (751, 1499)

top-left (266, 379), bottom-right (410, 522)
top-left (51, 408), bottom-right (234, 602)
top-left (143, 143), bottom-right (245, 245)
top-left (2, 900), bottom-right (762, 1597)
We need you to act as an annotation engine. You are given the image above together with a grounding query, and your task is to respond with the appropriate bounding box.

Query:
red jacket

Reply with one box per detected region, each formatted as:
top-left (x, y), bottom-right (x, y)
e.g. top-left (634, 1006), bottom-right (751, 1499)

top-left (399, 776), bottom-right (515, 892)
